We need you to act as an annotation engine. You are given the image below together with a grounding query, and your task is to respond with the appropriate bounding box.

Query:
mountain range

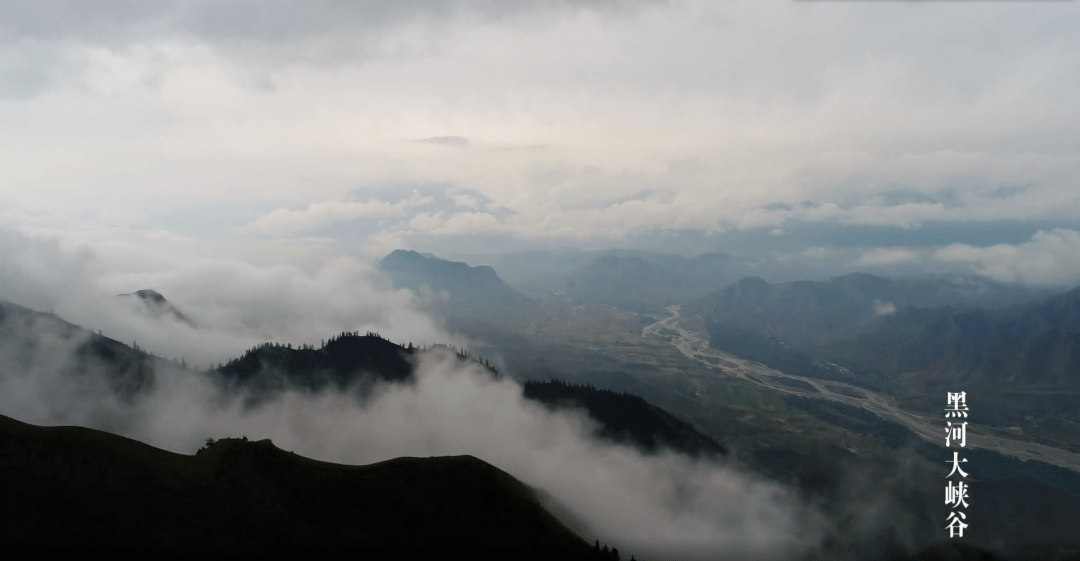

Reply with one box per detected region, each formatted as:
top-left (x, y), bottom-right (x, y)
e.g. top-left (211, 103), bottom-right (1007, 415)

top-left (378, 249), bottom-right (539, 325)
top-left (684, 273), bottom-right (1051, 349)
top-left (4, 264), bottom-right (1080, 559)
top-left (683, 273), bottom-right (1080, 436)
top-left (564, 253), bottom-right (740, 311)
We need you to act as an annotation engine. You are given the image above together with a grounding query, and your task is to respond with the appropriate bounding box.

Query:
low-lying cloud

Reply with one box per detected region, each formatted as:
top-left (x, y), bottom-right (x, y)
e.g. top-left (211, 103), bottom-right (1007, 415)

top-left (934, 228), bottom-right (1080, 288)
top-left (0, 310), bottom-right (824, 561)
top-left (0, 226), bottom-right (448, 366)
top-left (873, 300), bottom-right (897, 316)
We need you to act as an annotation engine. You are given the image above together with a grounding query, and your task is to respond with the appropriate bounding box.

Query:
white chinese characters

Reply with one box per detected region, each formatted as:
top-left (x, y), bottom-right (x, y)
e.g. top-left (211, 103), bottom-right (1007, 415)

top-left (944, 391), bottom-right (971, 538)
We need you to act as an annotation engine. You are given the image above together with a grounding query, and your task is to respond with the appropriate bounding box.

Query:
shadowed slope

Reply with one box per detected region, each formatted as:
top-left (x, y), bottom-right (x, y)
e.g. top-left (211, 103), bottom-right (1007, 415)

top-left (0, 414), bottom-right (599, 559)
top-left (213, 333), bottom-right (418, 397)
top-left (824, 285), bottom-right (1080, 389)
top-left (523, 379), bottom-right (725, 458)
top-left (0, 299), bottom-right (158, 400)
top-left (378, 249), bottom-right (539, 325)
top-left (685, 273), bottom-right (1049, 349)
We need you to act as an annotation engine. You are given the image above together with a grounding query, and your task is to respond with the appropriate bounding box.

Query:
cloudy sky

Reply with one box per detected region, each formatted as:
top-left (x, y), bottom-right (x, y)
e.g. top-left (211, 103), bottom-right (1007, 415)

top-left (2, 0), bottom-right (1079, 290)
top-left (1, 5), bottom-right (1072, 556)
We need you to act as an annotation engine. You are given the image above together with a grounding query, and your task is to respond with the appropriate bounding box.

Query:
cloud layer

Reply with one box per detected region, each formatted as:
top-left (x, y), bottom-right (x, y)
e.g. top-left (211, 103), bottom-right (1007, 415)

top-left (1, 0), bottom-right (1078, 274)
top-left (935, 228), bottom-right (1080, 287)
top-left (0, 226), bottom-right (448, 366)
top-left (0, 310), bottom-right (824, 561)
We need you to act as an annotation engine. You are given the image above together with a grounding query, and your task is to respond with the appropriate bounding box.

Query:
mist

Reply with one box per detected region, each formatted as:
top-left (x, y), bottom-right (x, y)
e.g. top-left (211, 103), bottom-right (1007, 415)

top-left (0, 226), bottom-right (450, 366)
top-left (0, 297), bottom-right (826, 561)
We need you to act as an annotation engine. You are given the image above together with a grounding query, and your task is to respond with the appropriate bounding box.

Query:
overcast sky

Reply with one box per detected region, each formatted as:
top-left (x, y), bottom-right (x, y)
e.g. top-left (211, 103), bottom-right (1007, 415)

top-left (0, 5), bottom-right (1072, 556)
top-left (2, 0), bottom-right (1079, 290)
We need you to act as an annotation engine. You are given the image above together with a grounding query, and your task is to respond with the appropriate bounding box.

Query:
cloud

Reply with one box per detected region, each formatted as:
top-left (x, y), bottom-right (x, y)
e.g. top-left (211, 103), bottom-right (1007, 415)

top-left (0, 317), bottom-right (824, 561)
top-left (0, 0), bottom-right (663, 88)
top-left (873, 300), bottom-right (897, 316)
top-left (415, 135), bottom-right (469, 146)
top-left (2, 0), bottom-right (1079, 262)
top-left (238, 184), bottom-right (522, 241)
top-left (0, 226), bottom-right (449, 366)
top-left (241, 199), bottom-right (416, 236)
top-left (934, 228), bottom-right (1080, 288)
top-left (854, 248), bottom-right (918, 268)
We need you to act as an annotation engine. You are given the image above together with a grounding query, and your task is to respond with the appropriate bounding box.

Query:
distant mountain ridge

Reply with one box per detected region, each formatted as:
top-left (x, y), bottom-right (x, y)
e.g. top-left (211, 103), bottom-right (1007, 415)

top-left (686, 274), bottom-right (1080, 433)
top-left (565, 253), bottom-right (739, 311)
top-left (684, 272), bottom-right (1050, 348)
top-left (686, 272), bottom-right (1079, 391)
top-left (0, 298), bottom-right (721, 462)
top-left (0, 299), bottom-right (159, 400)
top-left (378, 250), bottom-right (538, 324)
top-left (213, 334), bottom-right (723, 458)
top-left (825, 284), bottom-right (1080, 387)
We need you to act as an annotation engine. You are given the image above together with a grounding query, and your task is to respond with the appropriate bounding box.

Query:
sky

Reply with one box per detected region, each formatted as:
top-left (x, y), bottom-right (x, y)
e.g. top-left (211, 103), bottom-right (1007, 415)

top-left (0, 0), bottom-right (1078, 291)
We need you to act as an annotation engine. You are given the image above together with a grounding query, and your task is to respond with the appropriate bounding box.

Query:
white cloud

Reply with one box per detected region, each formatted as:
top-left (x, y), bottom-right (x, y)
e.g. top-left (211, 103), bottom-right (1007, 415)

top-left (854, 248), bottom-right (918, 268)
top-left (0, 324), bottom-right (824, 561)
top-left (1, 0), bottom-right (1079, 263)
top-left (0, 226), bottom-right (449, 366)
top-left (873, 300), bottom-right (897, 316)
top-left (934, 229), bottom-right (1080, 287)
top-left (242, 199), bottom-right (412, 236)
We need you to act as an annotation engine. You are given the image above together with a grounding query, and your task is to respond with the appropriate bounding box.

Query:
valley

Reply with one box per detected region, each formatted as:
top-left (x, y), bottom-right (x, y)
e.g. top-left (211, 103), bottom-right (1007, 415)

top-left (491, 288), bottom-right (1080, 474)
top-left (641, 305), bottom-right (1080, 473)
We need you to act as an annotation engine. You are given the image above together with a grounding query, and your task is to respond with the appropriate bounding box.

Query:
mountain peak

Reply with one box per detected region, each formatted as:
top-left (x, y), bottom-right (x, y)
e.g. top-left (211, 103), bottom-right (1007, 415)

top-left (120, 289), bottom-right (167, 304)
top-left (378, 250), bottom-right (535, 324)
top-left (118, 289), bottom-right (195, 327)
top-left (382, 249), bottom-right (425, 262)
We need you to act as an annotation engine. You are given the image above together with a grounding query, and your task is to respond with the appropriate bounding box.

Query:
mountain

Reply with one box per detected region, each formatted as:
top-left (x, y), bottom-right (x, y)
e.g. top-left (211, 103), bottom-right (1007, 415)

top-left (119, 289), bottom-right (196, 327)
top-left (686, 274), bottom-right (1080, 433)
top-left (0, 299), bottom-right (158, 400)
top-left (684, 273), bottom-right (1048, 349)
top-left (378, 250), bottom-right (538, 325)
top-left (214, 334), bottom-right (723, 458)
top-left (565, 253), bottom-right (739, 311)
top-left (0, 413), bottom-right (602, 559)
top-left (523, 379), bottom-right (725, 458)
top-left (818, 285), bottom-right (1080, 431)
top-left (4, 296), bottom-right (1080, 559)
top-left (825, 285), bottom-right (1080, 387)
top-left (0, 298), bottom-right (721, 463)
top-left (213, 332), bottom-right (420, 402)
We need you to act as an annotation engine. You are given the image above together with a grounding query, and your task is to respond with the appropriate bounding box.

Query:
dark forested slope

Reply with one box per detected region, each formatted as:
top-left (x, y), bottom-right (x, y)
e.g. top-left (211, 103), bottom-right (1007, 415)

top-left (523, 379), bottom-right (725, 458)
top-left (0, 414), bottom-right (600, 559)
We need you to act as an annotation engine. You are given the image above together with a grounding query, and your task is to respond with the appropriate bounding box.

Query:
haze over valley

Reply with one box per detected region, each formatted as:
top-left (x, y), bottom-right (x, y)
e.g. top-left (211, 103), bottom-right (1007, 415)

top-left (3, 1), bottom-right (1080, 559)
